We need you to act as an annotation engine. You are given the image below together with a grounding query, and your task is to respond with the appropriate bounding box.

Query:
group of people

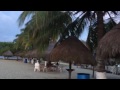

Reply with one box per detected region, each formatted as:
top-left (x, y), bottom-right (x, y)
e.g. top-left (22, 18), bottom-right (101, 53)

top-left (23, 58), bottom-right (61, 72)
top-left (24, 58), bottom-right (41, 64)
top-left (34, 60), bottom-right (60, 72)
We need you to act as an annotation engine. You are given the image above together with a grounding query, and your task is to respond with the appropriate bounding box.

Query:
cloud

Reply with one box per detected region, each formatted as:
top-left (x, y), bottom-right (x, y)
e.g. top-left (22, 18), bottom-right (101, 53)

top-left (0, 11), bottom-right (22, 42)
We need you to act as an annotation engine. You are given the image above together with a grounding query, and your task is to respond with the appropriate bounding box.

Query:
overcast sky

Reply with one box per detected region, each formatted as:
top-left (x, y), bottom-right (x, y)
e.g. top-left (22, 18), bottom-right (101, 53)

top-left (0, 11), bottom-right (22, 42)
top-left (0, 11), bottom-right (88, 42)
top-left (0, 11), bottom-right (119, 42)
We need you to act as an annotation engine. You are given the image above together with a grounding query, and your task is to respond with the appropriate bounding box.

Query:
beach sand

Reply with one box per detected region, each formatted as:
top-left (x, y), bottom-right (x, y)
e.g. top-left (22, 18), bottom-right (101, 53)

top-left (0, 59), bottom-right (119, 79)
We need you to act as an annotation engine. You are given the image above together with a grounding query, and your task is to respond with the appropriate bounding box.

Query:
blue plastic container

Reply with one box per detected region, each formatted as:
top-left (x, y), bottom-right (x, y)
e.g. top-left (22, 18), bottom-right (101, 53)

top-left (77, 73), bottom-right (90, 79)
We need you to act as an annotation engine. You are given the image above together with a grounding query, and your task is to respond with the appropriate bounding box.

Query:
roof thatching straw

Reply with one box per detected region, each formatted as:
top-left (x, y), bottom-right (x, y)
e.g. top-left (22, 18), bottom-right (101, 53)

top-left (96, 23), bottom-right (120, 60)
top-left (30, 49), bottom-right (40, 58)
top-left (3, 50), bottom-right (13, 57)
top-left (14, 51), bottom-right (25, 57)
top-left (49, 36), bottom-right (96, 65)
top-left (25, 51), bottom-right (32, 58)
top-left (49, 36), bottom-right (96, 79)
top-left (14, 52), bottom-right (20, 56)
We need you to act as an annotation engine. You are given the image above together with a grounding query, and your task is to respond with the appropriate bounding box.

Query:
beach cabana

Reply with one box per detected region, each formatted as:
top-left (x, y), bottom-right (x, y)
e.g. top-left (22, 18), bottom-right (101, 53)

top-left (14, 51), bottom-right (24, 60)
top-left (3, 50), bottom-right (13, 59)
top-left (29, 49), bottom-right (40, 58)
top-left (96, 23), bottom-right (120, 78)
top-left (49, 36), bottom-right (96, 79)
top-left (25, 51), bottom-right (32, 58)
top-left (31, 50), bottom-right (39, 58)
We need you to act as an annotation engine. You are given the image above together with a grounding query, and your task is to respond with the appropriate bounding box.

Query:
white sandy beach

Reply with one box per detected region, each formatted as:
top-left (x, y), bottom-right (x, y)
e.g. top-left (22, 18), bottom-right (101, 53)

top-left (0, 59), bottom-right (119, 79)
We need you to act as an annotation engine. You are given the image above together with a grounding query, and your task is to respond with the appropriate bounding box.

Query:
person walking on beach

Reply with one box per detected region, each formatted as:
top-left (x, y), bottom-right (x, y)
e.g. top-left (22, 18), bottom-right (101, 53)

top-left (34, 60), bottom-right (40, 72)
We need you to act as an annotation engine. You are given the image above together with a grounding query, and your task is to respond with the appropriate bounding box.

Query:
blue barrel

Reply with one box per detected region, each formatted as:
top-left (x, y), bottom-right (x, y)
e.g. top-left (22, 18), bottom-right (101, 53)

top-left (77, 73), bottom-right (90, 79)
top-left (24, 59), bottom-right (27, 63)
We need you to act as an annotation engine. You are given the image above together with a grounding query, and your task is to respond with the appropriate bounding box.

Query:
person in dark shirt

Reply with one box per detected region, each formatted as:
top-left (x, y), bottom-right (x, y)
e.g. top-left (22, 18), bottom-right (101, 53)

top-left (56, 62), bottom-right (59, 66)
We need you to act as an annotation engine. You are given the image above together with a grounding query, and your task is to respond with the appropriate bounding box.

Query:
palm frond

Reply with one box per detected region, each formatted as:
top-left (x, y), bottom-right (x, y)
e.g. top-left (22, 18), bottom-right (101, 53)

top-left (18, 11), bottom-right (35, 27)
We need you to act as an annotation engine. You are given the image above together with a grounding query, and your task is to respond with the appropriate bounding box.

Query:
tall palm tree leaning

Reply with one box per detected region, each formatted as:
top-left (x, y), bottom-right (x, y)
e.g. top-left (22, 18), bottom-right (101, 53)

top-left (72, 11), bottom-right (118, 79)
top-left (94, 11), bottom-right (117, 79)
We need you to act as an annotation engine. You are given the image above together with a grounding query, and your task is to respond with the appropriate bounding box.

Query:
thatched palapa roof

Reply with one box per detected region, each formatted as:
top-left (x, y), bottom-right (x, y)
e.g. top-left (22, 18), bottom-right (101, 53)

top-left (3, 50), bottom-right (13, 57)
top-left (25, 51), bottom-right (32, 58)
top-left (49, 36), bottom-right (96, 65)
top-left (14, 51), bottom-right (26, 57)
top-left (30, 49), bottom-right (40, 58)
top-left (24, 41), bottom-right (55, 59)
top-left (96, 23), bottom-right (120, 60)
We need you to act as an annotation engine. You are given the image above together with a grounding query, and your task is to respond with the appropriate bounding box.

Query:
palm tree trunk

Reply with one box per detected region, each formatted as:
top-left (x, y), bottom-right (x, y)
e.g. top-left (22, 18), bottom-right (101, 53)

top-left (92, 66), bottom-right (95, 78)
top-left (97, 11), bottom-right (105, 42)
top-left (17, 56), bottom-right (18, 61)
top-left (95, 59), bottom-right (106, 79)
top-left (68, 61), bottom-right (72, 79)
top-left (96, 11), bottom-right (106, 79)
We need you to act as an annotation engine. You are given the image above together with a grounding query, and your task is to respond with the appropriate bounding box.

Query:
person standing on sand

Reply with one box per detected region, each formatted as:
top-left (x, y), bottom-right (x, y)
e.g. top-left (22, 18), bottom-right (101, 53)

top-left (34, 60), bottom-right (40, 72)
top-left (31, 58), bottom-right (34, 64)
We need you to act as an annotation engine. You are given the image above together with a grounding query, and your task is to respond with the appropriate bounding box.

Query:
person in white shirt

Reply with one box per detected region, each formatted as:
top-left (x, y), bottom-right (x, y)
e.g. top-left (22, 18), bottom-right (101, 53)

top-left (31, 58), bottom-right (34, 64)
top-left (34, 60), bottom-right (40, 72)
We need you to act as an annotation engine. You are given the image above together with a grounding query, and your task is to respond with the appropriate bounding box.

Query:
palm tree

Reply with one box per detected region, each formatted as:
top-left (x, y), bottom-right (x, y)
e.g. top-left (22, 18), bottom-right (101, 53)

top-left (16, 29), bottom-right (34, 50)
top-left (18, 11), bottom-right (72, 52)
top-left (72, 11), bottom-right (118, 79)
top-left (87, 18), bottom-right (117, 53)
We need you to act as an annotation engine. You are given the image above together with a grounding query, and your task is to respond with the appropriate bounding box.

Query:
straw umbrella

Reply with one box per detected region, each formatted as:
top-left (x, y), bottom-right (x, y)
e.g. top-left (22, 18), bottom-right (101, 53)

top-left (49, 36), bottom-right (96, 79)
top-left (30, 49), bottom-right (42, 59)
top-left (14, 51), bottom-right (25, 60)
top-left (14, 52), bottom-right (22, 57)
top-left (25, 51), bottom-right (32, 58)
top-left (30, 49), bottom-right (39, 58)
top-left (3, 50), bottom-right (13, 59)
top-left (96, 23), bottom-right (120, 78)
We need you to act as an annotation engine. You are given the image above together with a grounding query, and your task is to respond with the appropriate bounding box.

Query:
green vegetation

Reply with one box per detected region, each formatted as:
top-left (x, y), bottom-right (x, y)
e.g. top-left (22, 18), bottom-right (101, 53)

top-left (15, 11), bottom-right (72, 52)
top-left (0, 42), bottom-right (16, 55)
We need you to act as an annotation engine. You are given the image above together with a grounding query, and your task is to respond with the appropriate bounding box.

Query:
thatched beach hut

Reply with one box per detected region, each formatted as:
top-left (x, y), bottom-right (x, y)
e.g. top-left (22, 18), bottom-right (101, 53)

top-left (14, 51), bottom-right (24, 60)
top-left (26, 43), bottom-right (55, 59)
top-left (14, 51), bottom-right (26, 57)
top-left (25, 51), bottom-right (32, 58)
top-left (96, 23), bottom-right (120, 78)
top-left (49, 36), bottom-right (96, 79)
top-left (29, 49), bottom-right (40, 58)
top-left (3, 50), bottom-right (13, 59)
top-left (31, 50), bottom-right (38, 58)
top-left (96, 23), bottom-right (120, 59)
